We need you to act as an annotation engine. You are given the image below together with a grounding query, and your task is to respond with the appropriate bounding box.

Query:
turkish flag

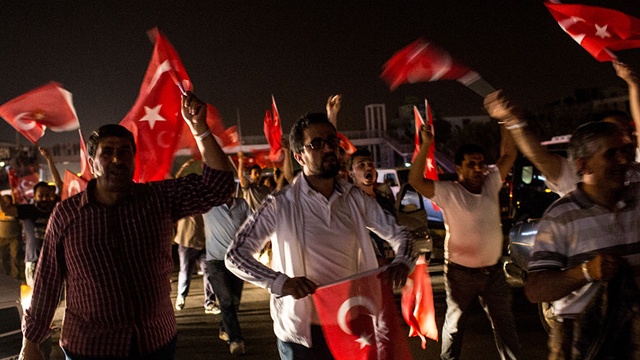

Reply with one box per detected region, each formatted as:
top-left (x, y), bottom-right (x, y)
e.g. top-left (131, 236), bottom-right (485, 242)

top-left (8, 170), bottom-right (40, 205)
top-left (337, 132), bottom-right (357, 155)
top-left (0, 82), bottom-right (79, 144)
top-left (264, 96), bottom-right (284, 163)
top-left (545, 1), bottom-right (640, 62)
top-left (411, 102), bottom-right (438, 181)
top-left (120, 28), bottom-right (192, 182)
top-left (401, 256), bottom-right (438, 349)
top-left (61, 170), bottom-right (88, 200)
top-left (78, 129), bottom-right (92, 181)
top-left (381, 39), bottom-right (480, 91)
top-left (313, 268), bottom-right (413, 360)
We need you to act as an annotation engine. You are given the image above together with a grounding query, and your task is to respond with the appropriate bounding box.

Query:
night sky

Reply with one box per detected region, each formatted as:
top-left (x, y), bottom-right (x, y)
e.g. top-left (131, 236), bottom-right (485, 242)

top-left (1, 1), bottom-right (639, 147)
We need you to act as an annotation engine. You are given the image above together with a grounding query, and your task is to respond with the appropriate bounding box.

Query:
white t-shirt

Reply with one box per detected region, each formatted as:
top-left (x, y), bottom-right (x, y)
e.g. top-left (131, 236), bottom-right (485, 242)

top-left (430, 166), bottom-right (504, 268)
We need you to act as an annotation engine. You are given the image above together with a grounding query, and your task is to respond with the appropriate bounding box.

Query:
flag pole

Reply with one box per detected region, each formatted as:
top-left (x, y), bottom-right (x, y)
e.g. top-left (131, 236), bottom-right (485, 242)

top-left (236, 108), bottom-right (243, 146)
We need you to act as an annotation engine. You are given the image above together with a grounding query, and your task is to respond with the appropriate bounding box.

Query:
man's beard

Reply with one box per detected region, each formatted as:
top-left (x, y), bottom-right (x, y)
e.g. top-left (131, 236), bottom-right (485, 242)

top-left (318, 154), bottom-right (340, 179)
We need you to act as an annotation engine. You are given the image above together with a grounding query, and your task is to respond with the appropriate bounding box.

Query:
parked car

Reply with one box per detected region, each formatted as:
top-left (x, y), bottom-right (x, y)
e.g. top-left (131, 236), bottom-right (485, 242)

top-left (395, 183), bottom-right (433, 259)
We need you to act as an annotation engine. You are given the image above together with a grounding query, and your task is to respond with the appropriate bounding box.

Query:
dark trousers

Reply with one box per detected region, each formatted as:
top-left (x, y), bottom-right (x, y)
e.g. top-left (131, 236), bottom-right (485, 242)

top-left (276, 325), bottom-right (334, 360)
top-left (441, 262), bottom-right (521, 360)
top-left (62, 336), bottom-right (176, 360)
top-left (177, 246), bottom-right (214, 306)
top-left (205, 260), bottom-right (244, 342)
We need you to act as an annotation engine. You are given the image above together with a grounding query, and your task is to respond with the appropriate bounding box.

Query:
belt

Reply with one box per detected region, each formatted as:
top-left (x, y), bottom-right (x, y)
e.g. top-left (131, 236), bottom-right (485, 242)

top-left (445, 260), bottom-right (502, 275)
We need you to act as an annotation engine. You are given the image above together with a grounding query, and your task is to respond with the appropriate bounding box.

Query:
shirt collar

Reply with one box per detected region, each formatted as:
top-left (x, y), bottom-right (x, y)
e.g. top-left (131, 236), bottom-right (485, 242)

top-left (572, 182), bottom-right (635, 210)
top-left (79, 179), bottom-right (138, 208)
top-left (298, 173), bottom-right (351, 197)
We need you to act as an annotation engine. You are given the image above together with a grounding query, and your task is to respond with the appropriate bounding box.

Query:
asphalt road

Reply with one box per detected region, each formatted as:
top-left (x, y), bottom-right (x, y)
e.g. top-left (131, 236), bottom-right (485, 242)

top-left (49, 265), bottom-right (549, 359)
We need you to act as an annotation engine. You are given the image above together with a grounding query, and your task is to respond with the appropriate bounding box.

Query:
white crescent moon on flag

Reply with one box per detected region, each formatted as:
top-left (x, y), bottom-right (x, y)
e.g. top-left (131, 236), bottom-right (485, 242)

top-left (68, 180), bottom-right (81, 197)
top-left (20, 178), bottom-right (36, 192)
top-left (148, 60), bottom-right (172, 93)
top-left (157, 131), bottom-right (171, 149)
top-left (14, 112), bottom-right (37, 130)
top-left (557, 17), bottom-right (586, 43)
top-left (337, 296), bottom-right (378, 335)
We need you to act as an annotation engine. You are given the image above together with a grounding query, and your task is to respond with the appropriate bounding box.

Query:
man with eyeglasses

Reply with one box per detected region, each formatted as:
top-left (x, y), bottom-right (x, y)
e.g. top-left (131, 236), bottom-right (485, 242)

top-left (226, 113), bottom-right (415, 359)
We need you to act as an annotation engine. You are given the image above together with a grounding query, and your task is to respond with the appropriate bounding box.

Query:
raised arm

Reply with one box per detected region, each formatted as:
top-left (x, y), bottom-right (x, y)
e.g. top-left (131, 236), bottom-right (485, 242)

top-left (39, 147), bottom-right (62, 193)
top-left (326, 94), bottom-right (342, 129)
top-left (280, 136), bottom-right (294, 185)
top-left (181, 93), bottom-right (233, 172)
top-left (613, 61), bottom-right (640, 147)
top-left (408, 126), bottom-right (436, 198)
top-left (237, 151), bottom-right (248, 188)
top-left (484, 90), bottom-right (565, 184)
top-left (495, 126), bottom-right (518, 181)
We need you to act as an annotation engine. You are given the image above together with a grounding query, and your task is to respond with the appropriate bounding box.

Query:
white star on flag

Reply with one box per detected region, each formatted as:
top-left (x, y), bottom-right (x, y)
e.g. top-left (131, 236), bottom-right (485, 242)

top-left (355, 333), bottom-right (372, 349)
top-left (594, 24), bottom-right (611, 39)
top-left (140, 105), bottom-right (166, 130)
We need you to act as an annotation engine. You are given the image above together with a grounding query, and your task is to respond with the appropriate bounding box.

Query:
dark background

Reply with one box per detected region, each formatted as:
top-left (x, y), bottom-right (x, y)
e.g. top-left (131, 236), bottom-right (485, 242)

top-left (1, 1), bottom-right (639, 146)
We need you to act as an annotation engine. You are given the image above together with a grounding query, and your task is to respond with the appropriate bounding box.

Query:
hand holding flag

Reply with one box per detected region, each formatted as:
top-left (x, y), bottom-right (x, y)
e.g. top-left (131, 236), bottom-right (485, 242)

top-left (412, 101), bottom-right (438, 181)
top-left (264, 96), bottom-right (284, 163)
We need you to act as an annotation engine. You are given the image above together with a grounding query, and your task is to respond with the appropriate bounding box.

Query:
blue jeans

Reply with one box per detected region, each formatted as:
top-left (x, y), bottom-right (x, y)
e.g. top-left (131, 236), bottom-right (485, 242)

top-left (177, 246), bottom-right (214, 306)
top-left (62, 336), bottom-right (176, 360)
top-left (276, 326), bottom-right (333, 360)
top-left (441, 262), bottom-right (521, 360)
top-left (205, 260), bottom-right (244, 342)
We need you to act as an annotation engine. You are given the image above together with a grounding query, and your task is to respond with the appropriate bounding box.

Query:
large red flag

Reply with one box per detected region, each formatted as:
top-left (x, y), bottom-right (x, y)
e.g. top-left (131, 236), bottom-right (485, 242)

top-left (263, 95), bottom-right (284, 163)
top-left (381, 39), bottom-right (481, 91)
top-left (120, 28), bottom-right (192, 182)
top-left (401, 256), bottom-right (438, 349)
top-left (313, 268), bottom-right (413, 360)
top-left (61, 170), bottom-right (88, 200)
top-left (0, 82), bottom-right (79, 144)
top-left (8, 169), bottom-right (40, 205)
top-left (78, 129), bottom-right (92, 181)
top-left (545, 1), bottom-right (640, 62)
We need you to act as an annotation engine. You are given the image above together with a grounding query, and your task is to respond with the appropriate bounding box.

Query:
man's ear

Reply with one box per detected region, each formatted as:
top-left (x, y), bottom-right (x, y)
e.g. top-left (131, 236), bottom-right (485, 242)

top-left (575, 158), bottom-right (589, 175)
top-left (293, 152), bottom-right (305, 167)
top-left (88, 157), bottom-right (96, 175)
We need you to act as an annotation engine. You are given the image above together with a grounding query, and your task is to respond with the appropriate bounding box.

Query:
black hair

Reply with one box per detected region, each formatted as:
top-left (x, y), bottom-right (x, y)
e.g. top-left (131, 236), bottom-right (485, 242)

top-left (289, 113), bottom-right (336, 153)
top-left (33, 181), bottom-right (54, 193)
top-left (346, 148), bottom-right (372, 170)
top-left (87, 124), bottom-right (136, 158)
top-left (454, 144), bottom-right (485, 165)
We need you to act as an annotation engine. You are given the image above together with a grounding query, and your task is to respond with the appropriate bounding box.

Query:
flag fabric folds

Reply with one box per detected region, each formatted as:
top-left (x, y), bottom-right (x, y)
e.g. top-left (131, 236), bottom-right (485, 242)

top-left (337, 132), bottom-right (357, 155)
top-left (545, 1), bottom-right (640, 62)
top-left (120, 28), bottom-right (193, 182)
top-left (263, 96), bottom-right (283, 163)
top-left (401, 256), bottom-right (438, 349)
top-left (411, 101), bottom-right (438, 181)
top-left (78, 129), bottom-right (92, 181)
top-left (381, 39), bottom-right (480, 91)
top-left (313, 268), bottom-right (413, 360)
top-left (0, 82), bottom-right (79, 144)
top-left (61, 170), bottom-right (88, 200)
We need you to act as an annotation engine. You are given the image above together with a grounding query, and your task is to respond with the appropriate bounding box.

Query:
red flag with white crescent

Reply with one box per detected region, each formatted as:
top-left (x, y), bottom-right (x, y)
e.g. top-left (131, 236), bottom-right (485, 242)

top-left (545, 1), bottom-right (640, 62)
top-left (401, 256), bottom-right (438, 349)
top-left (313, 268), bottom-right (412, 360)
top-left (381, 39), bottom-right (480, 91)
top-left (78, 129), bottom-right (92, 181)
top-left (0, 82), bottom-right (79, 144)
top-left (61, 170), bottom-right (88, 200)
top-left (120, 28), bottom-right (192, 182)
top-left (8, 169), bottom-right (40, 205)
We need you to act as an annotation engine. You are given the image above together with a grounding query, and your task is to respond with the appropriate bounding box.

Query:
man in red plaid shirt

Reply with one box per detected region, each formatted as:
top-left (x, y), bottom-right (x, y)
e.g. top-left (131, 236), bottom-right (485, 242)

top-left (20, 93), bottom-right (235, 360)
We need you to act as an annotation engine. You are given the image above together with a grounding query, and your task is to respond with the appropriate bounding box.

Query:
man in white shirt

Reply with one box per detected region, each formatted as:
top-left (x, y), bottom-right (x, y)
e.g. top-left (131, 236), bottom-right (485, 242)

top-left (409, 123), bottom-right (520, 360)
top-left (225, 113), bottom-right (414, 359)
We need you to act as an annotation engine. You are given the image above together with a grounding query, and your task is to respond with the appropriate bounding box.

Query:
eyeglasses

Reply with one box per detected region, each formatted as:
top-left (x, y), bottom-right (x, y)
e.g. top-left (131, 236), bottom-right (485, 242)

top-left (303, 136), bottom-right (341, 151)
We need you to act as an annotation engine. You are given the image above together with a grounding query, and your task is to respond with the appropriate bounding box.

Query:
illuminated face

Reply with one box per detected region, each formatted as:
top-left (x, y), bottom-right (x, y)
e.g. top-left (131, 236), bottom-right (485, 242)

top-left (294, 123), bottom-right (340, 179)
top-left (456, 153), bottom-right (487, 188)
top-left (581, 133), bottom-right (634, 192)
top-left (34, 185), bottom-right (56, 212)
top-left (250, 168), bottom-right (262, 183)
top-left (350, 155), bottom-right (377, 187)
top-left (89, 136), bottom-right (135, 193)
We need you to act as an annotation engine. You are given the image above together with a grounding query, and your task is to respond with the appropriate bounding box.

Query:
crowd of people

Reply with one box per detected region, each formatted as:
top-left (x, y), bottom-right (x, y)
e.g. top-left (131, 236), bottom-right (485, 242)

top-left (3, 60), bottom-right (638, 360)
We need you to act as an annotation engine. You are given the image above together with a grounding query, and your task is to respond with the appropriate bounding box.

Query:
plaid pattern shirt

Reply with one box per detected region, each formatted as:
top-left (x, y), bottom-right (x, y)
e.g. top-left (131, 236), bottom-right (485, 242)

top-left (23, 166), bottom-right (234, 357)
